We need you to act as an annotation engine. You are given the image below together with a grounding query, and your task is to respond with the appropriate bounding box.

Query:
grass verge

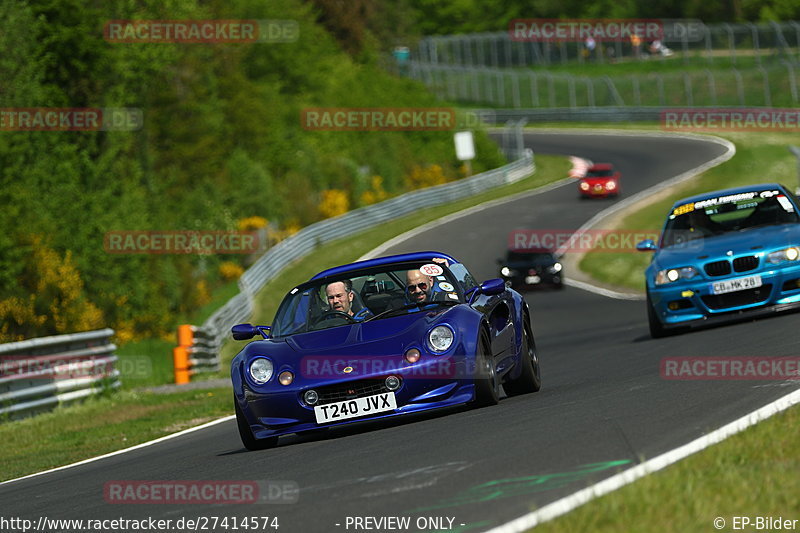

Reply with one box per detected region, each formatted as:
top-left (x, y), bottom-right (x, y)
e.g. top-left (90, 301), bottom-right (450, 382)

top-left (0, 154), bottom-right (569, 482)
top-left (532, 402), bottom-right (800, 533)
top-left (0, 387), bottom-right (232, 483)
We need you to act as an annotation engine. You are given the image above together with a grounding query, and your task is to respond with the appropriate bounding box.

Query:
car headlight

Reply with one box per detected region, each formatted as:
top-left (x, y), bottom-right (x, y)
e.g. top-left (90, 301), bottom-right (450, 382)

top-left (767, 247), bottom-right (800, 264)
top-left (548, 262), bottom-right (562, 273)
top-left (500, 267), bottom-right (512, 277)
top-left (580, 182), bottom-right (590, 191)
top-left (248, 358), bottom-right (273, 384)
top-left (427, 325), bottom-right (454, 353)
top-left (606, 181), bottom-right (616, 190)
top-left (655, 266), bottom-right (698, 285)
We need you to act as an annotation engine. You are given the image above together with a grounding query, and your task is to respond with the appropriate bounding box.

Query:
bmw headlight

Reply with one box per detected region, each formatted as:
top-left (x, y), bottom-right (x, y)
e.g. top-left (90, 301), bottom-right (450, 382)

top-left (548, 262), bottom-right (562, 273)
top-left (655, 266), bottom-right (698, 285)
top-left (427, 325), bottom-right (454, 353)
top-left (249, 358), bottom-right (273, 384)
top-left (767, 247), bottom-right (800, 264)
top-left (500, 266), bottom-right (512, 277)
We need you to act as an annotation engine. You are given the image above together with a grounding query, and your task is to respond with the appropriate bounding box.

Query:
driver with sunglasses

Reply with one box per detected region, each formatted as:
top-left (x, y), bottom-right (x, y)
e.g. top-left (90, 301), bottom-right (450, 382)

top-left (405, 269), bottom-right (435, 304)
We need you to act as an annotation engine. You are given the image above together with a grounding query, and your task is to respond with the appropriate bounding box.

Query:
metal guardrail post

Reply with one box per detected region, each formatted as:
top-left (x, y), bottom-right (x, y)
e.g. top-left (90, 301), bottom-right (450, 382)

top-left (0, 329), bottom-right (119, 420)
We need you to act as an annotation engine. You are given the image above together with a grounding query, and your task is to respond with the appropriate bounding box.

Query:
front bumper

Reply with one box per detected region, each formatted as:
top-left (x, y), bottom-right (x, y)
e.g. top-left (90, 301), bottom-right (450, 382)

top-left (501, 273), bottom-right (561, 288)
top-left (649, 264), bottom-right (800, 328)
top-left (235, 356), bottom-right (477, 439)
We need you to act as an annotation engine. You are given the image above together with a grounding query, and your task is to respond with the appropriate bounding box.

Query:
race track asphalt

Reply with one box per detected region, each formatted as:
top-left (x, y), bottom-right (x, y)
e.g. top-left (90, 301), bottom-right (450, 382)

top-left (4, 131), bottom-right (798, 533)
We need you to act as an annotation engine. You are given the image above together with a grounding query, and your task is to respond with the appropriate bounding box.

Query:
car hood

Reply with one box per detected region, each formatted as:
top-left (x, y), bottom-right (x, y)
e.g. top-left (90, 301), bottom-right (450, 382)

top-left (248, 305), bottom-right (469, 360)
top-left (655, 224), bottom-right (800, 266)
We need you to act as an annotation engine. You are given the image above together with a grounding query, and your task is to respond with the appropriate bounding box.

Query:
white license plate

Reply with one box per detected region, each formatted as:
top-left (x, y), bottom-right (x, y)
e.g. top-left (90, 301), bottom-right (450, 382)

top-left (525, 275), bottom-right (541, 284)
top-left (314, 392), bottom-right (397, 424)
top-left (712, 275), bottom-right (762, 295)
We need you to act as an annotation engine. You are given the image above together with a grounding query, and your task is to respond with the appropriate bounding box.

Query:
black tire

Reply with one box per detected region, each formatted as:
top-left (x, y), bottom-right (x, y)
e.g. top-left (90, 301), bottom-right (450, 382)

top-left (503, 322), bottom-right (541, 396)
top-left (472, 331), bottom-right (500, 407)
top-left (235, 397), bottom-right (278, 451)
top-left (647, 291), bottom-right (668, 339)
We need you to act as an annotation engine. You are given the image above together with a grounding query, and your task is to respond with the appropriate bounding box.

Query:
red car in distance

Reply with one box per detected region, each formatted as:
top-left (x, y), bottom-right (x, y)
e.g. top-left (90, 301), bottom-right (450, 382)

top-left (578, 163), bottom-right (620, 199)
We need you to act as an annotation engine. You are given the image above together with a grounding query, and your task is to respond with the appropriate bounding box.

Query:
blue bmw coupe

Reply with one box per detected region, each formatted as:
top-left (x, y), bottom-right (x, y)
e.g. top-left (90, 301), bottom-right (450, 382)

top-left (231, 251), bottom-right (541, 450)
top-left (638, 183), bottom-right (800, 337)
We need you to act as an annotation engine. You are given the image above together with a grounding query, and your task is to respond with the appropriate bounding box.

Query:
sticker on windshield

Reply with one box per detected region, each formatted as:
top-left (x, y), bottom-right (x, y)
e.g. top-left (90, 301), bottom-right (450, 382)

top-left (432, 257), bottom-right (450, 266)
top-left (447, 293), bottom-right (459, 300)
top-left (777, 195), bottom-right (795, 212)
top-left (673, 203), bottom-right (695, 216)
top-left (438, 282), bottom-right (455, 292)
top-left (420, 263), bottom-right (444, 276)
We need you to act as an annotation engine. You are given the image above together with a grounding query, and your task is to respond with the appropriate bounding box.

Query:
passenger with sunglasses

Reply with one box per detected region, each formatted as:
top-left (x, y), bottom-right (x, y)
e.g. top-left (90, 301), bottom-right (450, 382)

top-left (405, 269), bottom-right (434, 304)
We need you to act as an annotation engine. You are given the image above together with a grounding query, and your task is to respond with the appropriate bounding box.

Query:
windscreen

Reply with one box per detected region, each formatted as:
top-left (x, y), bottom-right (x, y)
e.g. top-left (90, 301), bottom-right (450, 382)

top-left (661, 189), bottom-right (799, 248)
top-left (270, 260), bottom-right (466, 337)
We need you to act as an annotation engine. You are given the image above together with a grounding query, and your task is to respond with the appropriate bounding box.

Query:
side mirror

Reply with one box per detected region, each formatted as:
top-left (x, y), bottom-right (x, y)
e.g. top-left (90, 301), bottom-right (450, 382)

top-left (479, 278), bottom-right (506, 296)
top-left (232, 324), bottom-right (257, 340)
top-left (231, 324), bottom-right (271, 340)
top-left (636, 239), bottom-right (657, 252)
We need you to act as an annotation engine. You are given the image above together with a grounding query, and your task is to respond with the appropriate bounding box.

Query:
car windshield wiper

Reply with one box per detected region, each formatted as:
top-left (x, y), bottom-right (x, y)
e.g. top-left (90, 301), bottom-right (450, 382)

top-left (364, 300), bottom-right (459, 322)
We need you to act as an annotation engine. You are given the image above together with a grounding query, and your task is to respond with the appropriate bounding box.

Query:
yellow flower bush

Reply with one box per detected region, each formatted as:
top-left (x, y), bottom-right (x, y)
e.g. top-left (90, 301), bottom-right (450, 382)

top-left (219, 261), bottom-right (245, 281)
top-left (0, 237), bottom-right (104, 342)
top-left (405, 164), bottom-right (449, 190)
top-left (360, 175), bottom-right (388, 205)
top-left (318, 189), bottom-right (350, 218)
top-left (237, 216), bottom-right (268, 232)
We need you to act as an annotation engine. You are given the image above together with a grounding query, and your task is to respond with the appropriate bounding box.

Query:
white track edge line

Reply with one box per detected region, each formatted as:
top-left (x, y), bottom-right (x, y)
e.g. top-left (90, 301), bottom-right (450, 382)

top-left (0, 415), bottom-right (235, 486)
top-left (485, 388), bottom-right (800, 532)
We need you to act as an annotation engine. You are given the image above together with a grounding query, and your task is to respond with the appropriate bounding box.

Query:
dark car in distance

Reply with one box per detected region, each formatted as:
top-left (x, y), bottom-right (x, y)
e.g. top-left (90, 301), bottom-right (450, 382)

top-left (498, 249), bottom-right (563, 290)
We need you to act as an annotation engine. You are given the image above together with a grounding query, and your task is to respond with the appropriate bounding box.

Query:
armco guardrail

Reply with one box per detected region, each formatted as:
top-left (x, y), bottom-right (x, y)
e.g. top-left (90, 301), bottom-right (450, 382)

top-left (0, 328), bottom-right (119, 420)
top-left (186, 151), bottom-right (535, 378)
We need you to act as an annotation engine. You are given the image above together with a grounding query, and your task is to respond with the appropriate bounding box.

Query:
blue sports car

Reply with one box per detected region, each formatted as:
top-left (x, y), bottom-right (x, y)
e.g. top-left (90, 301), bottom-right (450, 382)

top-left (231, 251), bottom-right (541, 450)
top-left (637, 183), bottom-right (800, 337)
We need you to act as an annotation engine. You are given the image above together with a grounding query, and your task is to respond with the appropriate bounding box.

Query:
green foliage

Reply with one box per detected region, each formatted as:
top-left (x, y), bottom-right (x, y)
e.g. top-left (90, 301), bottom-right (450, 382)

top-left (0, 0), bottom-right (504, 342)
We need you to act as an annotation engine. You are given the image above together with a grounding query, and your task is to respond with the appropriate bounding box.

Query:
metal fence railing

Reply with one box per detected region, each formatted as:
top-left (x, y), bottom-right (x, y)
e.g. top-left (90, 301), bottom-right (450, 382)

top-left (416, 21), bottom-right (800, 68)
top-left (0, 329), bottom-right (119, 420)
top-left (407, 61), bottom-right (800, 108)
top-left (194, 151), bottom-right (535, 362)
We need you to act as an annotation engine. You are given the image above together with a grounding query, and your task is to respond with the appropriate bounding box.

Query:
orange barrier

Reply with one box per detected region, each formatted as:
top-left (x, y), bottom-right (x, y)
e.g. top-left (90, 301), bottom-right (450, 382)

top-left (173, 325), bottom-right (194, 384)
